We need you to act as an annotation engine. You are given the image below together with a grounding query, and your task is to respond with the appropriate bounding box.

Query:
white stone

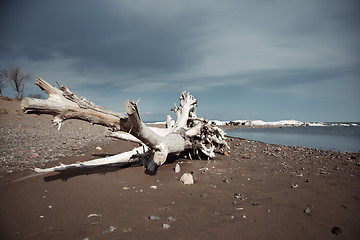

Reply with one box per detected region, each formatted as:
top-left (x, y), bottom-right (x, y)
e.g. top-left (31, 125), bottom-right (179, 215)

top-left (162, 223), bottom-right (170, 229)
top-left (175, 163), bottom-right (180, 173)
top-left (180, 173), bottom-right (194, 185)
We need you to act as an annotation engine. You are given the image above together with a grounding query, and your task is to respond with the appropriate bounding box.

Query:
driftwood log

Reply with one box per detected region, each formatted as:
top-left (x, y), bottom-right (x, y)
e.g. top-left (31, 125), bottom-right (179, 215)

top-left (22, 78), bottom-right (228, 174)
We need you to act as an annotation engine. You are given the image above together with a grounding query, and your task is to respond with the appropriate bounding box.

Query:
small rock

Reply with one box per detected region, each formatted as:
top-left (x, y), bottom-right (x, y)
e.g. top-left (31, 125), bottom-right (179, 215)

top-left (304, 208), bottom-right (311, 214)
top-left (234, 193), bottom-right (245, 200)
top-left (150, 185), bottom-right (158, 189)
top-left (223, 179), bottom-right (230, 183)
top-left (149, 215), bottom-right (160, 220)
top-left (252, 202), bottom-right (261, 206)
top-left (88, 213), bottom-right (102, 219)
top-left (95, 146), bottom-right (102, 151)
top-left (290, 183), bottom-right (298, 188)
top-left (123, 227), bottom-right (132, 233)
top-left (167, 216), bottom-right (176, 222)
top-left (102, 226), bottom-right (116, 234)
top-left (162, 223), bottom-right (170, 229)
top-left (331, 226), bottom-right (342, 235)
top-left (175, 163), bottom-right (180, 173)
top-left (199, 167), bottom-right (209, 174)
top-left (30, 153), bottom-right (39, 158)
top-left (180, 173), bottom-right (194, 185)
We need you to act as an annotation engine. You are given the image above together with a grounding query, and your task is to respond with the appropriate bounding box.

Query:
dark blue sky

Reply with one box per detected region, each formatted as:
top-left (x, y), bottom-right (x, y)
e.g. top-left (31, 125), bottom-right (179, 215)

top-left (1, 0), bottom-right (359, 122)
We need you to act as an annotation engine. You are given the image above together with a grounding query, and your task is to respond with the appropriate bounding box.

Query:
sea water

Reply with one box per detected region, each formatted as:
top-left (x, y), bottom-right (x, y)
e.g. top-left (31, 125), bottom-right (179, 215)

top-left (226, 125), bottom-right (360, 153)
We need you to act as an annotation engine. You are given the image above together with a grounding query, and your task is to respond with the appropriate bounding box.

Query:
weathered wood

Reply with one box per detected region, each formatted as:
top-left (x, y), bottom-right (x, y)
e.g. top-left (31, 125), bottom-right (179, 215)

top-left (23, 78), bottom-right (229, 174)
top-left (35, 146), bottom-right (148, 173)
top-left (21, 78), bottom-right (127, 131)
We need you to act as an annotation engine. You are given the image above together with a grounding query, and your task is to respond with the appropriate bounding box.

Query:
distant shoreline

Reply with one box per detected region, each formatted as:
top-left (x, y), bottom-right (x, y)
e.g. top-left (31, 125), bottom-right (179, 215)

top-left (146, 119), bottom-right (360, 130)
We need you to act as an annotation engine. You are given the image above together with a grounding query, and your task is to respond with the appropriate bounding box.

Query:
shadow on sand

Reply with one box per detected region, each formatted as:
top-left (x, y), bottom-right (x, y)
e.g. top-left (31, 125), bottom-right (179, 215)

top-left (43, 153), bottom-right (183, 182)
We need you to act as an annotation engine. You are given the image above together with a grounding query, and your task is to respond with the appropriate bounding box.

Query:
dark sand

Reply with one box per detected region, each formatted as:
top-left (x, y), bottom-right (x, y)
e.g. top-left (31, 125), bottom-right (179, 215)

top-left (0, 97), bottom-right (359, 240)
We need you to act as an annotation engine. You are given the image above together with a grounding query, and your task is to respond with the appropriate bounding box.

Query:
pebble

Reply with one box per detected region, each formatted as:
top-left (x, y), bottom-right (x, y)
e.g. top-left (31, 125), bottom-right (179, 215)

top-left (88, 213), bottom-right (102, 219)
top-left (0, 120), bottom-right (112, 174)
top-left (167, 216), bottom-right (176, 222)
top-left (175, 163), bottom-right (180, 173)
top-left (304, 208), bottom-right (311, 214)
top-left (162, 223), bottom-right (170, 229)
top-left (149, 215), bottom-right (160, 220)
top-left (331, 226), bottom-right (342, 235)
top-left (180, 173), bottom-right (194, 185)
top-left (234, 193), bottom-right (246, 200)
top-left (102, 226), bottom-right (116, 234)
top-left (212, 210), bottom-right (219, 215)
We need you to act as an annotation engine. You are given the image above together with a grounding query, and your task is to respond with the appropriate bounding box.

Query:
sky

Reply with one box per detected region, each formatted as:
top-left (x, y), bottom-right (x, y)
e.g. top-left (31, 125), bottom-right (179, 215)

top-left (0, 0), bottom-right (359, 122)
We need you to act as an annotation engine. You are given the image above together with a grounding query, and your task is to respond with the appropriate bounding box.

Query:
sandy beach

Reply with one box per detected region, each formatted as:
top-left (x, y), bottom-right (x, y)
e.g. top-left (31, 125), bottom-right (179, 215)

top-left (0, 97), bottom-right (359, 240)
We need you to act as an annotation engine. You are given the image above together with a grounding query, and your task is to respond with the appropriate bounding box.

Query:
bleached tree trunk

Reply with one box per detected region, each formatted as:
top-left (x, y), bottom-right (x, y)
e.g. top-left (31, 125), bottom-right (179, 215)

top-left (23, 78), bottom-right (228, 174)
top-left (34, 146), bottom-right (149, 173)
top-left (21, 78), bottom-right (127, 131)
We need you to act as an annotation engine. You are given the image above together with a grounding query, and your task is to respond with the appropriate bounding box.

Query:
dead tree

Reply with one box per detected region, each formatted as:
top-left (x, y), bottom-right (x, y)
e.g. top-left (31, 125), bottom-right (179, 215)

top-left (8, 66), bottom-right (32, 100)
top-left (22, 78), bottom-right (228, 174)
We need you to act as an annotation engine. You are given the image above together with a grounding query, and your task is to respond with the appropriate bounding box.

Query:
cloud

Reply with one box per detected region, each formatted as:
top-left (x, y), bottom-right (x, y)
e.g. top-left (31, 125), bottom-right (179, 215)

top-left (0, 0), bottom-right (205, 73)
top-left (1, 0), bottom-right (359, 121)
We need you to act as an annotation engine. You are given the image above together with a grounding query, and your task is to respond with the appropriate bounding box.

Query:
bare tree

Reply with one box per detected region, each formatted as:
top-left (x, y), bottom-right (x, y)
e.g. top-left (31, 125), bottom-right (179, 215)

top-left (0, 66), bottom-right (7, 97)
top-left (7, 67), bottom-right (32, 100)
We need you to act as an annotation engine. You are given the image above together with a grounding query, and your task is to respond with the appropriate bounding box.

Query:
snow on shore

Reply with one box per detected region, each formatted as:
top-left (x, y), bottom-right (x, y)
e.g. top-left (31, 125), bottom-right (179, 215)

top-left (148, 120), bottom-right (359, 127)
top-left (212, 119), bottom-right (305, 127)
